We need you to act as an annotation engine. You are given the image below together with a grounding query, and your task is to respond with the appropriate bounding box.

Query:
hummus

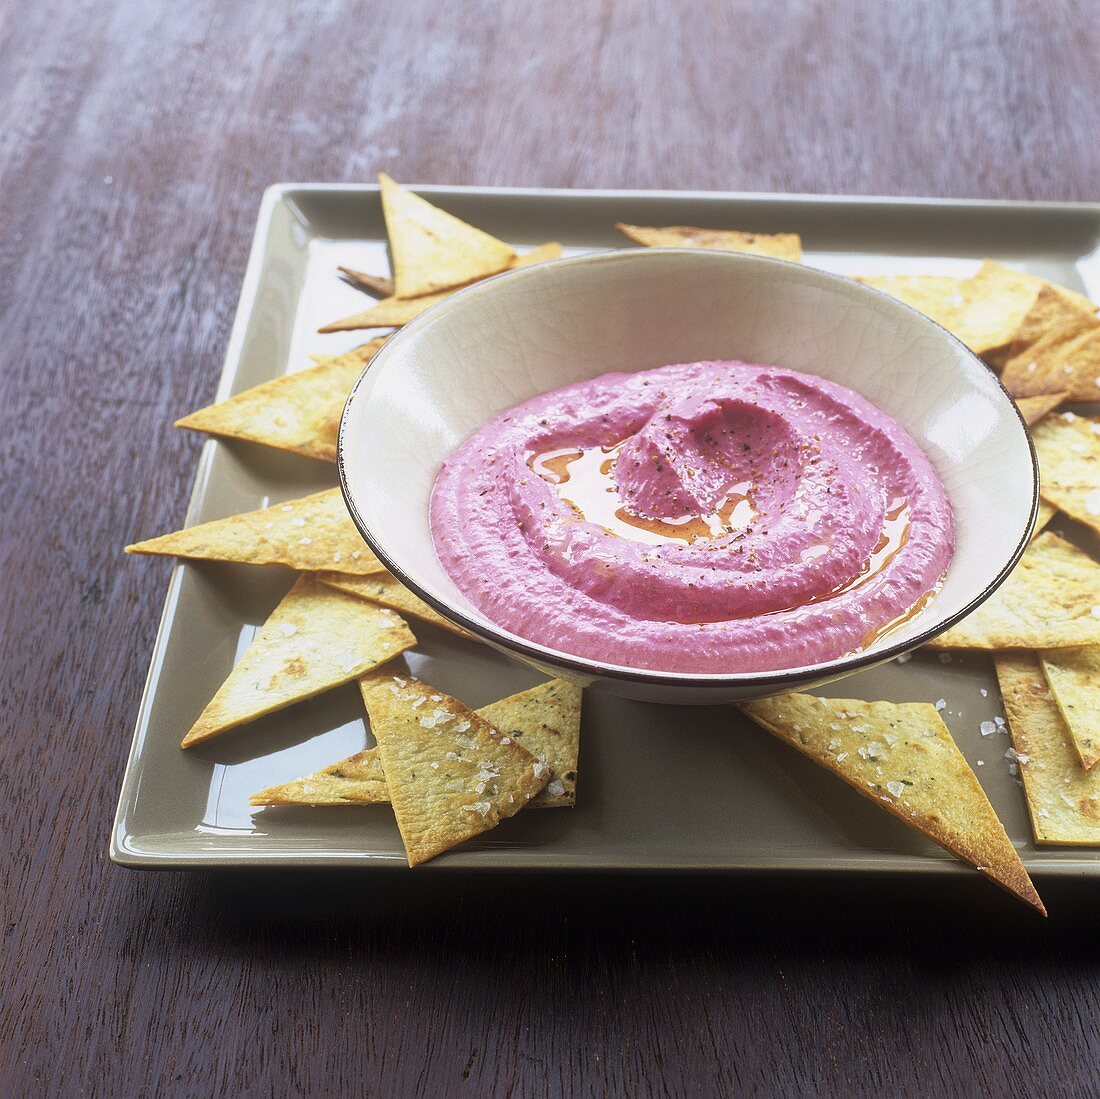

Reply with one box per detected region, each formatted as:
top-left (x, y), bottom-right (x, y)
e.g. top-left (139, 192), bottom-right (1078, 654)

top-left (430, 361), bottom-right (954, 673)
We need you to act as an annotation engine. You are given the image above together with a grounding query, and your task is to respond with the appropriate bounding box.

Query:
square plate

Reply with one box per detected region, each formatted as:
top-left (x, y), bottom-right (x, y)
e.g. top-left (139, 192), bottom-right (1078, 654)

top-left (113, 185), bottom-right (1100, 872)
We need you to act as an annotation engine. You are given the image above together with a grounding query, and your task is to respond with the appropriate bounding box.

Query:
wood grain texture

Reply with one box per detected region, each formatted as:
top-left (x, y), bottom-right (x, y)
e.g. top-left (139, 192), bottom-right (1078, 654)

top-left (2, 0), bottom-right (1099, 1094)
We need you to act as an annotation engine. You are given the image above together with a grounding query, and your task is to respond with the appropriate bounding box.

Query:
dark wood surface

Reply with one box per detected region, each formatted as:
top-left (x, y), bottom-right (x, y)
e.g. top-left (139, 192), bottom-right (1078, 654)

top-left (3, 1), bottom-right (1099, 1094)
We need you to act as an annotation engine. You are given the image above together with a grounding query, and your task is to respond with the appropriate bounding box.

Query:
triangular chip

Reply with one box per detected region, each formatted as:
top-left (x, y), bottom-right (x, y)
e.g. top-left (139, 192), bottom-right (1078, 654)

top-left (319, 571), bottom-right (475, 639)
top-left (338, 266), bottom-right (395, 298)
top-left (1039, 646), bottom-right (1100, 771)
top-left (1001, 314), bottom-right (1100, 401)
top-left (741, 693), bottom-right (1044, 913)
top-left (251, 678), bottom-right (583, 808)
top-left (360, 673), bottom-right (549, 865)
top-left (250, 749), bottom-right (389, 806)
top-left (615, 223), bottom-right (802, 261)
top-left (181, 575), bottom-right (414, 747)
top-left (964, 261), bottom-right (1087, 361)
top-left (319, 243), bottom-right (562, 333)
top-left (380, 173), bottom-right (515, 299)
top-left (1032, 499), bottom-right (1056, 541)
top-left (862, 262), bottom-right (1093, 361)
top-left (987, 284), bottom-right (1097, 369)
top-left (479, 679), bottom-right (582, 807)
top-left (996, 652), bottom-right (1100, 844)
top-left (176, 340), bottom-right (384, 460)
top-left (1031, 413), bottom-right (1100, 538)
top-left (859, 273), bottom-right (970, 335)
top-left (927, 532), bottom-right (1100, 650)
top-left (1015, 391), bottom-right (1066, 426)
top-left (125, 488), bottom-right (383, 574)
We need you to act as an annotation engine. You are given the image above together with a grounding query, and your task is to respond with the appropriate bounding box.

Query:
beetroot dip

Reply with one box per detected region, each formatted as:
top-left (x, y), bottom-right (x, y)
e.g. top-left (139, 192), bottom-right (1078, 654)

top-left (429, 361), bottom-right (954, 673)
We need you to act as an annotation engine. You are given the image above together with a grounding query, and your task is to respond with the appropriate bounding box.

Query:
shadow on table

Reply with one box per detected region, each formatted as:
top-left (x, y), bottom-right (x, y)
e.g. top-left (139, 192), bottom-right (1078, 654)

top-left (146, 869), bottom-right (1100, 970)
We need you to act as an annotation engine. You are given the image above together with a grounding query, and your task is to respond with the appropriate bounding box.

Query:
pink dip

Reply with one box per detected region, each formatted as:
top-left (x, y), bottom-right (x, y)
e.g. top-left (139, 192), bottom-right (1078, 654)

top-left (430, 361), bottom-right (954, 673)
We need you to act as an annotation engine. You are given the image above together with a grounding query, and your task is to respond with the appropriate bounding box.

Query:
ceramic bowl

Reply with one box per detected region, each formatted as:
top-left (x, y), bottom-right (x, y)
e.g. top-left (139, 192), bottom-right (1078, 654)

top-left (339, 249), bottom-right (1036, 704)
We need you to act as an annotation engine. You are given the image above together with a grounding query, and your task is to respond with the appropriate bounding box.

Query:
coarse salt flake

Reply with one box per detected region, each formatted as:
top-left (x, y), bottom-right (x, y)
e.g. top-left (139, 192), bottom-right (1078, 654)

top-left (886, 780), bottom-right (905, 798)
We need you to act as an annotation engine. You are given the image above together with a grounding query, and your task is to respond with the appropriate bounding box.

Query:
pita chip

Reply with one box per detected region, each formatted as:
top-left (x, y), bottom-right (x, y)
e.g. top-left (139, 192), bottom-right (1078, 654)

top-left (338, 266), bottom-right (395, 298)
top-left (1001, 314), bottom-right (1100, 401)
top-left (251, 678), bottom-right (583, 808)
top-left (318, 243), bottom-right (563, 333)
top-left (319, 571), bottom-right (475, 639)
top-left (250, 749), bottom-right (389, 806)
top-left (1015, 392), bottom-right (1066, 426)
top-left (996, 652), bottom-right (1100, 845)
top-left (616, 223), bottom-right (802, 261)
top-left (1031, 413), bottom-right (1100, 538)
top-left (740, 693), bottom-right (1044, 913)
top-left (859, 273), bottom-right (971, 334)
top-left (926, 532), bottom-right (1100, 650)
top-left (125, 488), bottom-right (383, 574)
top-left (360, 673), bottom-right (549, 865)
top-left (379, 173), bottom-right (515, 299)
top-left (176, 340), bottom-right (384, 460)
top-left (1039, 646), bottom-right (1100, 772)
top-left (987, 284), bottom-right (1097, 369)
top-left (1032, 499), bottom-right (1056, 541)
top-left (181, 575), bottom-right (415, 747)
top-left (478, 679), bottom-right (582, 807)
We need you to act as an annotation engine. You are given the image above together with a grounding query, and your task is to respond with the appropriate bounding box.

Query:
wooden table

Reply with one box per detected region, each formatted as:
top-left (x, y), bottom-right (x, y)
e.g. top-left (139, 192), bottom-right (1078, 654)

top-left (3, 2), bottom-right (1099, 1094)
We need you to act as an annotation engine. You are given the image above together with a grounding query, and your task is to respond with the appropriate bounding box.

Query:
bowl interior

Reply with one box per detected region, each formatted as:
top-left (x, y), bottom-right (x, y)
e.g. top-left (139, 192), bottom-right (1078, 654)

top-left (340, 249), bottom-right (1035, 687)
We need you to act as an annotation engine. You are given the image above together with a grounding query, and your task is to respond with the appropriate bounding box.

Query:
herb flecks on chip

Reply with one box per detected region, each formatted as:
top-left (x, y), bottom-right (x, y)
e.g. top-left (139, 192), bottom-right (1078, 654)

top-left (380, 173), bottom-right (515, 300)
top-left (176, 340), bottom-right (384, 461)
top-left (181, 575), bottom-right (414, 748)
top-left (360, 673), bottom-right (549, 866)
top-left (927, 532), bottom-right (1100, 650)
top-left (615, 223), bottom-right (802, 261)
top-left (996, 652), bottom-right (1100, 845)
top-left (126, 488), bottom-right (383, 575)
top-left (741, 693), bottom-right (1045, 913)
top-left (251, 678), bottom-right (583, 809)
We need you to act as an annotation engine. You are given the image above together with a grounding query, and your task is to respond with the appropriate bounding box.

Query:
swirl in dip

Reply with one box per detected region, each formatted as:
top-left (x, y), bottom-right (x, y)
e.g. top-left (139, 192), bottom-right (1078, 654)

top-left (430, 361), bottom-right (954, 673)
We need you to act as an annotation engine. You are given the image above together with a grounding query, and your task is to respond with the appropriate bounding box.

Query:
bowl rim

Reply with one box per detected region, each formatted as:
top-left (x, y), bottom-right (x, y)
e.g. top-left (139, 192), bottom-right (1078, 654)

top-left (338, 247), bottom-right (1039, 687)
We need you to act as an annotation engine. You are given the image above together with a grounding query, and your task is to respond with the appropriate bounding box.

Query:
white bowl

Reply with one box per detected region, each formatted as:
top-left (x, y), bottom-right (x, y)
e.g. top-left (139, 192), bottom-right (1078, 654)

top-left (339, 249), bottom-right (1037, 704)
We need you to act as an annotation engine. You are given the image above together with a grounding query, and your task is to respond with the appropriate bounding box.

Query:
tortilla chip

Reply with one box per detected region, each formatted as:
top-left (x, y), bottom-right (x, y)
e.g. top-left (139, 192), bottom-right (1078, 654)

top-left (615, 223), bottom-right (802, 261)
top-left (987, 284), bottom-right (1097, 369)
top-left (1039, 646), bottom-right (1100, 771)
top-left (995, 652), bottom-right (1100, 844)
top-left (176, 340), bottom-right (384, 460)
top-left (125, 488), bottom-right (383, 574)
top-left (319, 571), bottom-right (475, 639)
top-left (360, 673), bottom-right (549, 865)
top-left (1032, 499), bottom-right (1056, 541)
top-left (1015, 391), bottom-right (1066, 426)
top-left (1030, 413), bottom-right (1100, 538)
top-left (927, 532), bottom-right (1100, 650)
top-left (1001, 314), bottom-right (1100, 401)
top-left (251, 678), bottom-right (583, 808)
top-left (740, 693), bottom-right (1044, 913)
top-left (318, 243), bottom-right (563, 333)
top-left (379, 173), bottom-right (515, 299)
top-left (181, 575), bottom-right (415, 747)
top-left (250, 749), bottom-right (389, 806)
top-left (338, 266), bottom-right (394, 298)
